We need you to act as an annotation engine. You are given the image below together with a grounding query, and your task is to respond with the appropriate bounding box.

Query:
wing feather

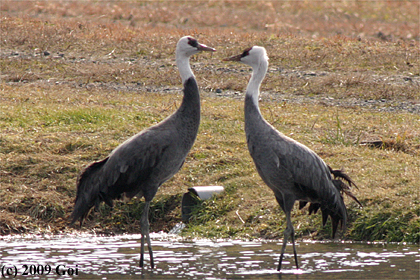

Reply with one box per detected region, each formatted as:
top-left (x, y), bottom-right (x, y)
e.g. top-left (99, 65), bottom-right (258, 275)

top-left (71, 124), bottom-right (176, 225)
top-left (248, 126), bottom-right (348, 237)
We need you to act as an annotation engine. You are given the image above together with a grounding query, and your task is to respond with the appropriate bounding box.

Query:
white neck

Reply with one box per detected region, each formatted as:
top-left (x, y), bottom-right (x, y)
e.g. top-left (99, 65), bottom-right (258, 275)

top-left (246, 59), bottom-right (268, 107)
top-left (176, 53), bottom-right (194, 84)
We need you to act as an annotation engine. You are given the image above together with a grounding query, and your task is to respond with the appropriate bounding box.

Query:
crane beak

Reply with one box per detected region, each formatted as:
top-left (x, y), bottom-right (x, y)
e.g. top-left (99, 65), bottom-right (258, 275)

top-left (198, 44), bottom-right (216, 52)
top-left (223, 54), bottom-right (242, 62)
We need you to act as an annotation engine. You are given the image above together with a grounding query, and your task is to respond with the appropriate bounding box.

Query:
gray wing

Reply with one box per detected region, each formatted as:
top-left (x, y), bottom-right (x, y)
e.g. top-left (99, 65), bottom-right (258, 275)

top-left (248, 127), bottom-right (347, 237)
top-left (276, 135), bottom-right (333, 199)
top-left (71, 123), bottom-right (179, 224)
top-left (248, 127), bottom-right (334, 202)
top-left (102, 123), bottom-right (179, 198)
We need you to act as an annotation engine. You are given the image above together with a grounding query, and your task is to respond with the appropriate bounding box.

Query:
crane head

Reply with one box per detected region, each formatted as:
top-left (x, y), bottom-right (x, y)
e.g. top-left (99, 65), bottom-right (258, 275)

top-left (223, 46), bottom-right (269, 67)
top-left (176, 36), bottom-right (215, 58)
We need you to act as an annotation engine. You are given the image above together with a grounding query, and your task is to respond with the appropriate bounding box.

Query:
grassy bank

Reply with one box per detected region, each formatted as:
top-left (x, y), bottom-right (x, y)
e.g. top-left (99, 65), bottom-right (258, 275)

top-left (1, 1), bottom-right (419, 243)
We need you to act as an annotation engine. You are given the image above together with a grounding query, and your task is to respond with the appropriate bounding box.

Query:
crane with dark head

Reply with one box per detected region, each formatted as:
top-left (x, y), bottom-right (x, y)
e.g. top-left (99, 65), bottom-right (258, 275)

top-left (70, 36), bottom-right (215, 269)
top-left (224, 46), bottom-right (361, 271)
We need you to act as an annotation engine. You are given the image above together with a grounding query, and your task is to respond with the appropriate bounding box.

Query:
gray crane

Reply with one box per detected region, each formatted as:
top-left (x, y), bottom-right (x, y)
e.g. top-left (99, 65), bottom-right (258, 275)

top-left (224, 46), bottom-right (361, 271)
top-left (70, 36), bottom-right (215, 269)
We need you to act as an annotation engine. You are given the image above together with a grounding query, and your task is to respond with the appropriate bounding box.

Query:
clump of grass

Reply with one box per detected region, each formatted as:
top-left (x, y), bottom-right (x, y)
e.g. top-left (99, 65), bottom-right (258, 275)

top-left (381, 133), bottom-right (412, 153)
top-left (0, 212), bottom-right (29, 235)
top-left (188, 190), bottom-right (236, 225)
top-left (6, 195), bottom-right (65, 221)
top-left (319, 111), bottom-right (362, 146)
top-left (349, 205), bottom-right (420, 243)
top-left (58, 141), bottom-right (92, 154)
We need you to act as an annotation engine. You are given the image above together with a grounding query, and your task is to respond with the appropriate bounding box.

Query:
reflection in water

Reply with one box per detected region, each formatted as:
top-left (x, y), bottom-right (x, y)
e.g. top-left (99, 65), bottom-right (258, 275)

top-left (0, 232), bottom-right (418, 279)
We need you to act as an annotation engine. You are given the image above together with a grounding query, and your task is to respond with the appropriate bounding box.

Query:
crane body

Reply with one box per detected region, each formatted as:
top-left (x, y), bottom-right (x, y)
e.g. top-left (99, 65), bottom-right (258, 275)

top-left (224, 46), bottom-right (360, 271)
top-left (71, 36), bottom-right (215, 268)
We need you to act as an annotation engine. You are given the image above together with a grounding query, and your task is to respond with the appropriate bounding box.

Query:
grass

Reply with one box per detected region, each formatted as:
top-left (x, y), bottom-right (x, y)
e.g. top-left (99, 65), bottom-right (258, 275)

top-left (0, 1), bottom-right (419, 243)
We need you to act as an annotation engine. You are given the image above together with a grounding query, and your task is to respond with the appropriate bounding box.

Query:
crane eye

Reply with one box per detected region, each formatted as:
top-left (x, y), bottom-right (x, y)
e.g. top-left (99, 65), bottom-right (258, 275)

top-left (242, 47), bottom-right (252, 57)
top-left (187, 37), bottom-right (199, 48)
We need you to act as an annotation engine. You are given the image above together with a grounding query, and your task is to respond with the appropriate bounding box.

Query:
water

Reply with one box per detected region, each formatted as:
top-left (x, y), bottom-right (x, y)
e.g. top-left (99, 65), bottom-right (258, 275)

top-left (0, 232), bottom-right (418, 279)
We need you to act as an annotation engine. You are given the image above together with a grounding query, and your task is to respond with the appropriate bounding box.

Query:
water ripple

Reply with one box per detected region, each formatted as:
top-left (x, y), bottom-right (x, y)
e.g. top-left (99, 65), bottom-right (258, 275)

top-left (0, 234), bottom-right (418, 279)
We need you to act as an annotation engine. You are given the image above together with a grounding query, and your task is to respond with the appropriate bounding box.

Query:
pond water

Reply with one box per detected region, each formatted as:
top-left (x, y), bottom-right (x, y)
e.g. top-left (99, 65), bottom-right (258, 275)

top-left (0, 231), bottom-right (418, 279)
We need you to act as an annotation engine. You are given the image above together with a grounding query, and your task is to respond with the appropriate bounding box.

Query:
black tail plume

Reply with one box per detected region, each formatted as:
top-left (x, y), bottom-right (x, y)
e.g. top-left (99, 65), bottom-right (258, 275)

top-left (301, 199), bottom-right (345, 238)
top-left (70, 157), bottom-right (109, 225)
top-left (320, 199), bottom-right (346, 239)
top-left (328, 166), bottom-right (362, 237)
top-left (299, 167), bottom-right (360, 238)
top-left (328, 166), bottom-right (362, 208)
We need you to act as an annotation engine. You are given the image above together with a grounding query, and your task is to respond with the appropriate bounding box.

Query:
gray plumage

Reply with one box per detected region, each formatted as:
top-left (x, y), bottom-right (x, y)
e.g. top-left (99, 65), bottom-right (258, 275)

top-left (70, 36), bottom-right (215, 268)
top-left (225, 46), bottom-right (361, 271)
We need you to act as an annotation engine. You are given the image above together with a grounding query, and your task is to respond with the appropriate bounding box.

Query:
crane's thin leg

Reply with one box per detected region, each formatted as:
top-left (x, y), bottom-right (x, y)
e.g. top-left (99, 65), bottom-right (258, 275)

top-left (290, 226), bottom-right (299, 269)
top-left (139, 201), bottom-right (154, 268)
top-left (278, 210), bottom-right (299, 271)
top-left (147, 226), bottom-right (154, 268)
top-left (278, 226), bottom-right (289, 271)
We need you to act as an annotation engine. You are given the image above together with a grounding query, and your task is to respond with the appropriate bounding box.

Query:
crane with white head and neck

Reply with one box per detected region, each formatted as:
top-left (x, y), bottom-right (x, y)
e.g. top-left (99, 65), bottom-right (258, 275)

top-left (224, 46), bottom-right (361, 271)
top-left (71, 36), bottom-right (215, 269)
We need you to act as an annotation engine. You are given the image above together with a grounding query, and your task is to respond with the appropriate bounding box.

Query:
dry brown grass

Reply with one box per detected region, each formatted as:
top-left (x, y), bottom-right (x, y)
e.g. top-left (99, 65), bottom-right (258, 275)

top-left (2, 2), bottom-right (418, 100)
top-left (0, 1), bottom-right (419, 241)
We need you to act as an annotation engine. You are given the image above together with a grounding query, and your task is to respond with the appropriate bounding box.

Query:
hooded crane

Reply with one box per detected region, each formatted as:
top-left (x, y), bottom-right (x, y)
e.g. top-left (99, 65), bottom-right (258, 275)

top-left (224, 46), bottom-right (361, 271)
top-left (70, 36), bottom-right (215, 269)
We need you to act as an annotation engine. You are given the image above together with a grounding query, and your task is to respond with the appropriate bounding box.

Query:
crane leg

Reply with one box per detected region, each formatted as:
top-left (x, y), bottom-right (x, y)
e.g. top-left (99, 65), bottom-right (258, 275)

top-left (278, 227), bottom-right (289, 271)
top-left (139, 201), bottom-right (154, 268)
top-left (290, 226), bottom-right (299, 269)
top-left (278, 210), bottom-right (299, 271)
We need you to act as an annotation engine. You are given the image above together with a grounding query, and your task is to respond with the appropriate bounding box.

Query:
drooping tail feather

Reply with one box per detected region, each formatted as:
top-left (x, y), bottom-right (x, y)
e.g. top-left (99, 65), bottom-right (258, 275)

top-left (328, 166), bottom-right (359, 190)
top-left (321, 202), bottom-right (345, 238)
top-left (299, 194), bottom-right (346, 238)
top-left (332, 179), bottom-right (362, 208)
top-left (299, 167), bottom-right (361, 238)
top-left (70, 157), bottom-right (109, 226)
top-left (325, 167), bottom-right (361, 237)
top-left (329, 166), bottom-right (362, 208)
top-left (299, 201), bottom-right (320, 215)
